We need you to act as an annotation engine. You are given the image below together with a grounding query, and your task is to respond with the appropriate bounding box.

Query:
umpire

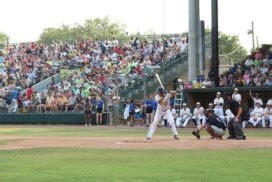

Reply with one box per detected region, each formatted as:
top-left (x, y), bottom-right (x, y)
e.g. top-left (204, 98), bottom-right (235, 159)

top-left (225, 93), bottom-right (246, 140)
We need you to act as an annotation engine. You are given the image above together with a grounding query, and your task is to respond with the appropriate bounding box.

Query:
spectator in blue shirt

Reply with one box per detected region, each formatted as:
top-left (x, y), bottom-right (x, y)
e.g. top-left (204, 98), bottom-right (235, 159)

top-left (129, 99), bottom-right (136, 127)
top-left (11, 88), bottom-right (19, 112)
top-left (96, 97), bottom-right (104, 125)
top-left (145, 96), bottom-right (154, 127)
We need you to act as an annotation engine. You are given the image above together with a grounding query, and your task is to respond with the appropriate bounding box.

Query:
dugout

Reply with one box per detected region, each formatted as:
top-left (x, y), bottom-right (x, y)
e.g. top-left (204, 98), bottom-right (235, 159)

top-left (183, 87), bottom-right (272, 111)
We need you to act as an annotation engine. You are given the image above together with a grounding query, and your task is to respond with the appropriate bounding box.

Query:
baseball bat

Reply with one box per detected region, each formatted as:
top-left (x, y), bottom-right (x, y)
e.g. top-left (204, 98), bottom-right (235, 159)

top-left (155, 73), bottom-right (165, 90)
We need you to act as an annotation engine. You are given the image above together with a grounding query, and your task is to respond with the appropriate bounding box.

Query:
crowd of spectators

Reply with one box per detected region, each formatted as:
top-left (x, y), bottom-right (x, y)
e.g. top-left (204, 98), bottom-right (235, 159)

top-left (0, 35), bottom-right (188, 114)
top-left (184, 48), bottom-right (272, 89)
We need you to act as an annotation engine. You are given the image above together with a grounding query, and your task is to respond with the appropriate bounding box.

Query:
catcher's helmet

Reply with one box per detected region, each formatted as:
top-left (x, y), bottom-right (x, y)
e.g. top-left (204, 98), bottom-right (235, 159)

top-left (156, 86), bottom-right (164, 94)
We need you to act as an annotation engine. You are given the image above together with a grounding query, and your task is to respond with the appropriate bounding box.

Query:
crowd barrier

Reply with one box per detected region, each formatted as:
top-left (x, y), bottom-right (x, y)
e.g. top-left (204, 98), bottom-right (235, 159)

top-left (0, 113), bottom-right (109, 125)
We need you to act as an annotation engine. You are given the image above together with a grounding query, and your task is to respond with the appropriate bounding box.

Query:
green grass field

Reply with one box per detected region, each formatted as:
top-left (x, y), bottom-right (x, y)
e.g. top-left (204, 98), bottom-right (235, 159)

top-left (0, 126), bottom-right (271, 182)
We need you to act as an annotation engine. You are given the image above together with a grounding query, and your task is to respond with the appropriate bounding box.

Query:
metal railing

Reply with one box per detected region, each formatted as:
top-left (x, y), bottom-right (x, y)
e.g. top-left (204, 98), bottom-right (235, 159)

top-left (118, 49), bottom-right (188, 94)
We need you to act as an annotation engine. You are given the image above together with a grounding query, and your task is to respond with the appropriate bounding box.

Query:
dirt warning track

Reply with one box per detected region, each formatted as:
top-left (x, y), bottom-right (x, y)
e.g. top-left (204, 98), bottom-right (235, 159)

top-left (1, 136), bottom-right (272, 150)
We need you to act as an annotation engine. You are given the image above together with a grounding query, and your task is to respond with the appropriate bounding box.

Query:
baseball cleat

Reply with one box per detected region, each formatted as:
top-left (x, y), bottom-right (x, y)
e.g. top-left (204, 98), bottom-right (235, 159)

top-left (227, 136), bottom-right (236, 140)
top-left (174, 135), bottom-right (179, 140)
top-left (146, 137), bottom-right (151, 141)
top-left (236, 135), bottom-right (246, 140)
top-left (192, 131), bottom-right (200, 139)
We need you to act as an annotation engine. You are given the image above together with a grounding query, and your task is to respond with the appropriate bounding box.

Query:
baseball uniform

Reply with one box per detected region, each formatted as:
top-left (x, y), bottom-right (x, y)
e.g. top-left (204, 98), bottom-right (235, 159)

top-left (147, 93), bottom-right (178, 139)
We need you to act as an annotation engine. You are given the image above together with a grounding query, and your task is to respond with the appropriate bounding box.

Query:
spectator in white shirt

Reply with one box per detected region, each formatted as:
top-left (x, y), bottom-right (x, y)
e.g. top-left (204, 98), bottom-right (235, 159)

top-left (265, 74), bottom-right (272, 86)
top-left (244, 56), bottom-right (254, 68)
top-left (202, 77), bottom-right (212, 88)
top-left (260, 64), bottom-right (269, 74)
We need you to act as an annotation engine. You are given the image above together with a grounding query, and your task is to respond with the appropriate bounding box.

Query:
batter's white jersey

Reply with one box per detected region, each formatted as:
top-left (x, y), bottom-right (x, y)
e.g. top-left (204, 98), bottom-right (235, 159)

top-left (155, 94), bottom-right (170, 112)
top-left (147, 93), bottom-right (178, 138)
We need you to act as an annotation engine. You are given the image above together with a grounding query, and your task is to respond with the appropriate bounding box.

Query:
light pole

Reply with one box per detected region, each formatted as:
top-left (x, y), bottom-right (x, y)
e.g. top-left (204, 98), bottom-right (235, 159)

top-left (162, 0), bottom-right (166, 87)
top-left (211, 0), bottom-right (219, 87)
top-left (163, 48), bottom-right (166, 87)
top-left (188, 0), bottom-right (199, 81)
top-left (248, 21), bottom-right (255, 51)
top-left (162, 0), bottom-right (165, 35)
top-left (143, 73), bottom-right (146, 99)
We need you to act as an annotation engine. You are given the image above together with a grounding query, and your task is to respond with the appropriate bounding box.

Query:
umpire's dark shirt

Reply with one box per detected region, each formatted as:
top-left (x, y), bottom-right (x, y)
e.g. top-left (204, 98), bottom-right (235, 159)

top-left (206, 116), bottom-right (225, 130)
top-left (227, 99), bottom-right (240, 116)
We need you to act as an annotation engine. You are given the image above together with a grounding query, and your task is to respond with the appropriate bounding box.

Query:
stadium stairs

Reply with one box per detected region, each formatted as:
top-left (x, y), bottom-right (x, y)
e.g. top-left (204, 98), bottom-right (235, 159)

top-left (119, 52), bottom-right (188, 100)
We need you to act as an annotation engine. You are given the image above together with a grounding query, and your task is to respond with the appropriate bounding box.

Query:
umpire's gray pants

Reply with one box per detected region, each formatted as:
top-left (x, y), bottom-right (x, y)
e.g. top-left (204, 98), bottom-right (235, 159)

top-left (228, 118), bottom-right (244, 137)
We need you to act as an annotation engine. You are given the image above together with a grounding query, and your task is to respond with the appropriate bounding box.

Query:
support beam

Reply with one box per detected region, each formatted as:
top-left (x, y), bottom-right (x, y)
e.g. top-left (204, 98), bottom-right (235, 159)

top-left (188, 0), bottom-right (200, 81)
top-left (211, 0), bottom-right (219, 86)
top-left (199, 20), bottom-right (205, 74)
top-left (251, 21), bottom-right (255, 51)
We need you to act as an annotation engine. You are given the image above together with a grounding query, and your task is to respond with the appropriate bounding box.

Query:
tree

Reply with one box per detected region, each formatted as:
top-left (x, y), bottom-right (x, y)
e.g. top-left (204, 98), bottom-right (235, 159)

top-left (38, 17), bottom-right (126, 44)
top-left (205, 29), bottom-right (247, 64)
top-left (0, 32), bottom-right (9, 47)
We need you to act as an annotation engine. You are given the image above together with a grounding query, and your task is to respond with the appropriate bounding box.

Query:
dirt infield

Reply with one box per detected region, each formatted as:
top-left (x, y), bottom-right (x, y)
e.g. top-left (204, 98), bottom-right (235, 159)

top-left (1, 136), bottom-right (272, 150)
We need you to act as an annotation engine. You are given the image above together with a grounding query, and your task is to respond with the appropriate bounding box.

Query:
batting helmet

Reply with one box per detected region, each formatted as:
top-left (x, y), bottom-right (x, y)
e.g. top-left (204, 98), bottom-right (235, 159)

top-left (156, 86), bottom-right (164, 94)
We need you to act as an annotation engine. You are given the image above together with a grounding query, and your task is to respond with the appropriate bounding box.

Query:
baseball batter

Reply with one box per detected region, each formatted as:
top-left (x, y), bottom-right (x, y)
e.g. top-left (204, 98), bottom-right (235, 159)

top-left (146, 87), bottom-right (179, 140)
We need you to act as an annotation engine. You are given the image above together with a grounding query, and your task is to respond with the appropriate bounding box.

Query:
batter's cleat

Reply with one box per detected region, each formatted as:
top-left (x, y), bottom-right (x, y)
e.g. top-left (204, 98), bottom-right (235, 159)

top-left (227, 136), bottom-right (236, 140)
top-left (146, 137), bottom-right (151, 141)
top-left (236, 135), bottom-right (246, 140)
top-left (174, 135), bottom-right (179, 140)
top-left (192, 131), bottom-right (200, 139)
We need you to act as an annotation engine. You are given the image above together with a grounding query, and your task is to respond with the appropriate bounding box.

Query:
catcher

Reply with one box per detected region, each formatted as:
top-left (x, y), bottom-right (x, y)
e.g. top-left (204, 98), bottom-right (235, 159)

top-left (192, 109), bottom-right (226, 140)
